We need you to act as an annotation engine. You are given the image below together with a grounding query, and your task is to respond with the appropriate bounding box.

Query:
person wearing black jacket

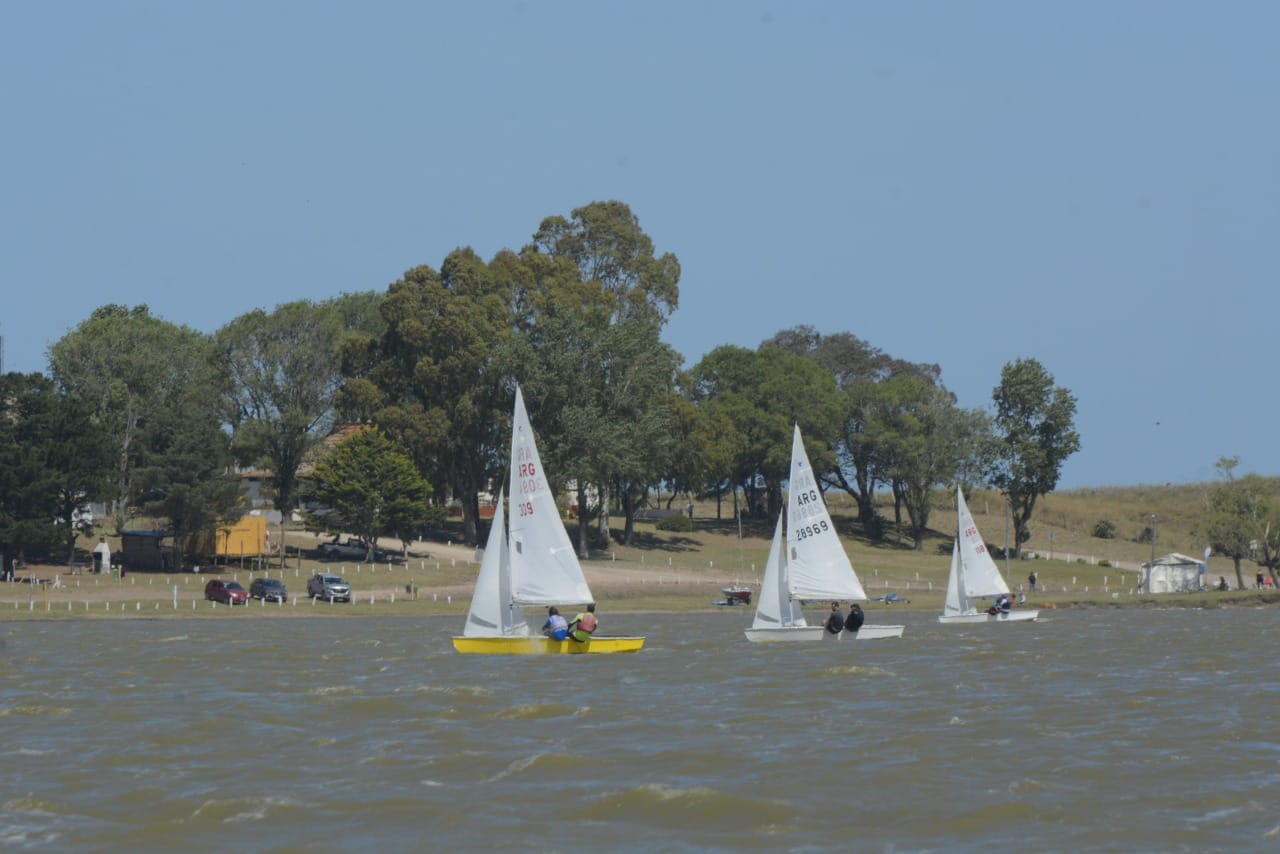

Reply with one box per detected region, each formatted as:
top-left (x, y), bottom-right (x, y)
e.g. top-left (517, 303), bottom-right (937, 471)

top-left (823, 602), bottom-right (845, 634)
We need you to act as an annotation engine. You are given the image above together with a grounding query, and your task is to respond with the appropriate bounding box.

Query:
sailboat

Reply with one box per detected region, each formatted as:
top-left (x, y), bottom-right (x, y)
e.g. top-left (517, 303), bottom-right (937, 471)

top-left (452, 386), bottom-right (646, 654)
top-left (938, 487), bottom-right (1039, 624)
top-left (745, 425), bottom-right (905, 642)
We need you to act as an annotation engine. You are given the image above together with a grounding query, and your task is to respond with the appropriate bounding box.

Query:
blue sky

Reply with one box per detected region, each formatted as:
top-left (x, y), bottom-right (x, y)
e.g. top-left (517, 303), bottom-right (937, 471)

top-left (3, 1), bottom-right (1276, 489)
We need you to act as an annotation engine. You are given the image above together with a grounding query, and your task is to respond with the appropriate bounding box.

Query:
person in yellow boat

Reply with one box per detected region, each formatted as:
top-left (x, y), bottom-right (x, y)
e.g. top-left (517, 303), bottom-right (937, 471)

top-left (542, 606), bottom-right (569, 640)
top-left (568, 603), bottom-right (598, 642)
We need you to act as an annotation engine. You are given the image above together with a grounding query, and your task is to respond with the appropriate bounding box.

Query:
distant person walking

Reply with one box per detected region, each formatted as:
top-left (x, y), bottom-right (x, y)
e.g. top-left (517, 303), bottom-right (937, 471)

top-left (1028, 570), bottom-right (1038, 592)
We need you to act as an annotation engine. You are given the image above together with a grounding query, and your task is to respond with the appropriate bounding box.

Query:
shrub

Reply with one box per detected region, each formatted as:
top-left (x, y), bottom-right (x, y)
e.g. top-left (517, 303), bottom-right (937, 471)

top-left (1098, 559), bottom-right (1112, 568)
top-left (1093, 519), bottom-right (1116, 539)
top-left (656, 514), bottom-right (693, 532)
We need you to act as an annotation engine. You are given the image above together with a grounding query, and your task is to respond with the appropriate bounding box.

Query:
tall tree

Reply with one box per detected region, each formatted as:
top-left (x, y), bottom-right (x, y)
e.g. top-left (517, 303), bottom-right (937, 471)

top-left (987, 358), bottom-right (1081, 558)
top-left (688, 344), bottom-right (842, 520)
top-left (132, 403), bottom-right (245, 570)
top-left (0, 374), bottom-right (89, 573)
top-left (520, 201), bottom-right (681, 549)
top-left (216, 300), bottom-right (345, 521)
top-left (49, 305), bottom-right (219, 532)
top-left (1200, 457), bottom-right (1278, 590)
top-left (877, 374), bottom-right (966, 549)
top-left (348, 250), bottom-right (513, 546)
top-left (301, 429), bottom-right (434, 558)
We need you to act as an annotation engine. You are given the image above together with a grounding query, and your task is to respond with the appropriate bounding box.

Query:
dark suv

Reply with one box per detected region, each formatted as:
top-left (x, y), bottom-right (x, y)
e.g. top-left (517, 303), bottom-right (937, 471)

top-left (250, 577), bottom-right (288, 603)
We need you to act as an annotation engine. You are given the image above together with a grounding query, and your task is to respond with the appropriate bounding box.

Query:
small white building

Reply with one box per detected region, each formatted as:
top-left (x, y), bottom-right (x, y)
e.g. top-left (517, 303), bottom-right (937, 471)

top-left (1140, 553), bottom-right (1205, 593)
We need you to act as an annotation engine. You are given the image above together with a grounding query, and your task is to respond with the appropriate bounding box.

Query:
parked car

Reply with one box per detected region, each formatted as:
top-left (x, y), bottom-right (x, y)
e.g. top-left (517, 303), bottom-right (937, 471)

top-left (204, 579), bottom-right (249, 605)
top-left (307, 573), bottom-right (352, 602)
top-left (317, 536), bottom-right (388, 562)
top-left (250, 577), bottom-right (288, 603)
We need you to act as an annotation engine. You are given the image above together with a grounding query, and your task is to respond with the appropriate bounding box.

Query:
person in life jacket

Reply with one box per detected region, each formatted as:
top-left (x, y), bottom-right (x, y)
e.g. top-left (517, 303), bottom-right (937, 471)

top-left (542, 606), bottom-right (569, 640)
top-left (568, 603), bottom-right (598, 642)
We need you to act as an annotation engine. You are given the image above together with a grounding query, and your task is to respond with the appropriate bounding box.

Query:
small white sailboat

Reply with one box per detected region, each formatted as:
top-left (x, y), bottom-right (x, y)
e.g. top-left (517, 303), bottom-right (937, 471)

top-left (938, 487), bottom-right (1039, 624)
top-left (453, 386), bottom-right (645, 654)
top-left (745, 425), bottom-right (904, 642)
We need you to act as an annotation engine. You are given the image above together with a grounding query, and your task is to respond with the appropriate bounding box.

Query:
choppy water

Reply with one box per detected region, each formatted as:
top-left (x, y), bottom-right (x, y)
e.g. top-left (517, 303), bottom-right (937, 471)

top-left (1, 608), bottom-right (1277, 852)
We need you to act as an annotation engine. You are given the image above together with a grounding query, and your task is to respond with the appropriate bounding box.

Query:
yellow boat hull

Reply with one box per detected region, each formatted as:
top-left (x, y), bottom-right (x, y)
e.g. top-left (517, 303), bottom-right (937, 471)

top-left (451, 635), bottom-right (646, 655)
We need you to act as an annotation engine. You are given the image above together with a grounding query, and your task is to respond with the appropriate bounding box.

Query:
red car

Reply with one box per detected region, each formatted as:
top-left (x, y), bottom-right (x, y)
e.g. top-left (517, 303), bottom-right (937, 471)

top-left (204, 579), bottom-right (249, 605)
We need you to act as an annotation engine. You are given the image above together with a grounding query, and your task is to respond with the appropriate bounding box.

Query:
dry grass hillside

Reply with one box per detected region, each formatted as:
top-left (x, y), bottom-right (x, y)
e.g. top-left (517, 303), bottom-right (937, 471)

top-left (6, 480), bottom-right (1276, 619)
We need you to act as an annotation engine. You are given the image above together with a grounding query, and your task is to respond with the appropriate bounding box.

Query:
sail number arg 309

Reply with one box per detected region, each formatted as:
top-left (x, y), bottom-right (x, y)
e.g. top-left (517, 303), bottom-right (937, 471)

top-left (963, 525), bottom-right (986, 554)
top-left (516, 459), bottom-right (545, 516)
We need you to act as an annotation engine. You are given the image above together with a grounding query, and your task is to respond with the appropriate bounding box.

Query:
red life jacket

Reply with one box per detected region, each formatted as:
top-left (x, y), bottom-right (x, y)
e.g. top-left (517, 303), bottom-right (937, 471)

top-left (577, 613), bottom-right (597, 633)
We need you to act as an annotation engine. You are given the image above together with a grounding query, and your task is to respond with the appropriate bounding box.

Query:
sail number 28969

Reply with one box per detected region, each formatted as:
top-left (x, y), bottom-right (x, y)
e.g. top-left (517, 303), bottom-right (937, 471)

top-left (792, 520), bottom-right (829, 541)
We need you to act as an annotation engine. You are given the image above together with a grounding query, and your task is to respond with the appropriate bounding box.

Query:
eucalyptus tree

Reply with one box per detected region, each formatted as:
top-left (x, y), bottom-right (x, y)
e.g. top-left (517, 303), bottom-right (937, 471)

top-left (344, 250), bottom-right (513, 546)
top-left (49, 305), bottom-right (222, 533)
top-left (987, 357), bottom-right (1080, 557)
top-left (663, 390), bottom-right (738, 517)
top-left (874, 373), bottom-right (969, 549)
top-left (687, 344), bottom-right (842, 520)
top-left (216, 300), bottom-right (346, 522)
top-left (519, 201), bottom-right (681, 548)
top-left (766, 326), bottom-right (920, 524)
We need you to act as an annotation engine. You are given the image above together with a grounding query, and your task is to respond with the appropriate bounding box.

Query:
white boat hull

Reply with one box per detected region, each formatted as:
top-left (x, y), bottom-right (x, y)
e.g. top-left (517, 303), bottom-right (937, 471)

top-left (744, 623), bottom-right (905, 642)
top-left (938, 609), bottom-right (1039, 624)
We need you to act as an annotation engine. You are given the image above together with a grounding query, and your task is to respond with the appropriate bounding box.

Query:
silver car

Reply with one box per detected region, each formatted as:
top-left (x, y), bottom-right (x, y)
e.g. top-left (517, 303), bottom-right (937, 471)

top-left (307, 573), bottom-right (352, 602)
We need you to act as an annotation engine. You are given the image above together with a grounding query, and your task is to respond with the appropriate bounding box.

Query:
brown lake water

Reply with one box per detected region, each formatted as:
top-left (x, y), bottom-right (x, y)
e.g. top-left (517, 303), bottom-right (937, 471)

top-left (1, 608), bottom-right (1278, 852)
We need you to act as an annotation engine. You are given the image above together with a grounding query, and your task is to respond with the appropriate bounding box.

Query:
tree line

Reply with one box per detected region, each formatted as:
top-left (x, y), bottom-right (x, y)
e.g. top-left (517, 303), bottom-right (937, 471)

top-left (1, 198), bottom-right (1146, 577)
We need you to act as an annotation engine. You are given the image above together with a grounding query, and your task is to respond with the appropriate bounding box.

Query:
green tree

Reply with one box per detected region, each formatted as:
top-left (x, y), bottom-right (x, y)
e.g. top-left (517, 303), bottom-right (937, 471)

top-left (876, 373), bottom-right (968, 549)
top-left (49, 305), bottom-right (220, 532)
top-left (216, 300), bottom-right (345, 521)
top-left (348, 251), bottom-right (513, 546)
top-left (132, 403), bottom-right (245, 570)
top-left (519, 201), bottom-right (681, 550)
top-left (302, 429), bottom-right (434, 558)
top-left (1200, 457), bottom-right (1278, 590)
top-left (987, 358), bottom-right (1081, 558)
top-left (0, 374), bottom-right (81, 573)
top-left (687, 344), bottom-right (842, 521)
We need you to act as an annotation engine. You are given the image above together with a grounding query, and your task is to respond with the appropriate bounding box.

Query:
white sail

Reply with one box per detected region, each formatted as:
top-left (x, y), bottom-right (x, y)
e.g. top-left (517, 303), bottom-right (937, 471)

top-left (751, 513), bottom-right (806, 630)
top-left (956, 487), bottom-right (1009, 599)
top-left (942, 540), bottom-right (966, 618)
top-left (507, 385), bottom-right (594, 606)
top-left (462, 490), bottom-right (528, 637)
top-left (785, 425), bottom-right (867, 601)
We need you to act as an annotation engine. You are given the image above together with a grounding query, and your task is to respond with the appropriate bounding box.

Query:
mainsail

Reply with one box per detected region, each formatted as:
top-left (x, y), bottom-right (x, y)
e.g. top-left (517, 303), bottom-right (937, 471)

top-left (784, 425), bottom-right (867, 601)
top-left (507, 385), bottom-right (594, 607)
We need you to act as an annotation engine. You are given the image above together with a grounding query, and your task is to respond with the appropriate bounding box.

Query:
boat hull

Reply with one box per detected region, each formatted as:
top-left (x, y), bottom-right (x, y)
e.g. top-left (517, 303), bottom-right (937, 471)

top-left (938, 609), bottom-right (1039, 624)
top-left (451, 635), bottom-right (645, 655)
top-left (744, 623), bottom-right (905, 643)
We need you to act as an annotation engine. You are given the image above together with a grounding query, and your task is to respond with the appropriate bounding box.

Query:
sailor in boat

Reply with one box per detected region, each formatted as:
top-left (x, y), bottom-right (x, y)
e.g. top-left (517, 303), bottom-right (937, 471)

top-left (844, 603), bottom-right (865, 635)
top-left (987, 593), bottom-right (1012, 616)
top-left (823, 602), bottom-right (845, 635)
top-left (568, 603), bottom-right (598, 643)
top-left (542, 606), bottom-right (570, 640)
